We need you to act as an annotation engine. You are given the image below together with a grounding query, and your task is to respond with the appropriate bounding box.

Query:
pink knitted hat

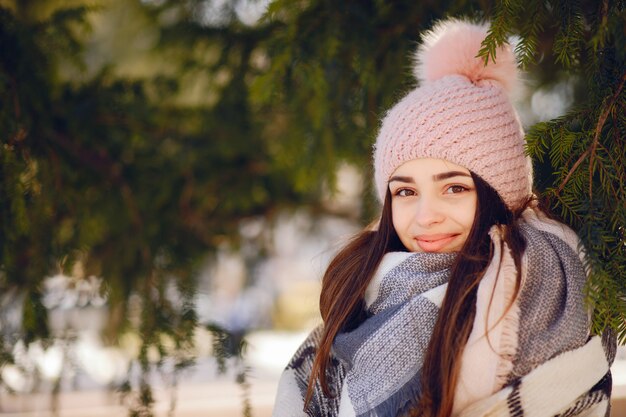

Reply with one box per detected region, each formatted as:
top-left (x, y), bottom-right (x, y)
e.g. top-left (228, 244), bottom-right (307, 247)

top-left (373, 19), bottom-right (532, 209)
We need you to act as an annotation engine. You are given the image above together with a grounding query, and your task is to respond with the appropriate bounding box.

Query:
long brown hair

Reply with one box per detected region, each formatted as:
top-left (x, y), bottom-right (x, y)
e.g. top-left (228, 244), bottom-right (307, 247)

top-left (305, 173), bottom-right (530, 415)
top-left (304, 187), bottom-right (404, 404)
top-left (410, 174), bottom-right (528, 417)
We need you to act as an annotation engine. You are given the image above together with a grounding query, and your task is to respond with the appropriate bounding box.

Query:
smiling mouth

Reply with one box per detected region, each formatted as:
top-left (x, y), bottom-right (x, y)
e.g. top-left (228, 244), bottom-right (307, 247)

top-left (414, 234), bottom-right (459, 252)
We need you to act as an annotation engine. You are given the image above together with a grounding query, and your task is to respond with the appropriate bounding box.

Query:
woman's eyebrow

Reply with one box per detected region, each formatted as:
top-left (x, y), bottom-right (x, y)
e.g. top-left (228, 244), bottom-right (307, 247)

top-left (389, 172), bottom-right (470, 183)
top-left (388, 175), bottom-right (414, 184)
top-left (432, 171), bottom-right (471, 181)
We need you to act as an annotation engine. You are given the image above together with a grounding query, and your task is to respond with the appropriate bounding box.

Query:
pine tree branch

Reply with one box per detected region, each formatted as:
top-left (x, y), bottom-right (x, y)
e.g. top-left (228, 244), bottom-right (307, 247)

top-left (589, 70), bottom-right (626, 199)
top-left (595, 140), bottom-right (623, 199)
top-left (557, 70), bottom-right (626, 195)
top-left (48, 131), bottom-right (144, 230)
top-left (2, 71), bottom-right (29, 146)
top-left (591, 0), bottom-right (610, 52)
top-left (601, 0), bottom-right (608, 22)
top-left (8, 75), bottom-right (21, 120)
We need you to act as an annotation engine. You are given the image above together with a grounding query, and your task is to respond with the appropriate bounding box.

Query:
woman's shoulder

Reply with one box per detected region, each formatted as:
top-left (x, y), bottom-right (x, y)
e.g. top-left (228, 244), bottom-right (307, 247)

top-left (284, 325), bottom-right (325, 370)
top-left (507, 208), bottom-right (591, 379)
top-left (273, 326), bottom-right (323, 417)
top-left (516, 208), bottom-right (589, 297)
top-left (273, 325), bottom-right (344, 417)
top-left (519, 208), bottom-right (585, 263)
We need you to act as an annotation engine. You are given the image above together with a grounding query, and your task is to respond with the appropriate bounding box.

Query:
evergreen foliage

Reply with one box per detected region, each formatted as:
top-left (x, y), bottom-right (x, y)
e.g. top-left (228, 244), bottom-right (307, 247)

top-left (0, 0), bottom-right (624, 415)
top-left (0, 0), bottom-right (300, 413)
top-left (501, 0), bottom-right (626, 343)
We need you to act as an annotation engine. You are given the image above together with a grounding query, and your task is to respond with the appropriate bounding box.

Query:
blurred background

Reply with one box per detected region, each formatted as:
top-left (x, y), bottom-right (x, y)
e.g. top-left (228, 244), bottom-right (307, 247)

top-left (0, 0), bottom-right (624, 416)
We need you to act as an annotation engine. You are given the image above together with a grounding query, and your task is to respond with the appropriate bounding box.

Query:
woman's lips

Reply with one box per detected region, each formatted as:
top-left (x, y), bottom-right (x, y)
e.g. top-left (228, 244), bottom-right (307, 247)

top-left (414, 234), bottom-right (459, 252)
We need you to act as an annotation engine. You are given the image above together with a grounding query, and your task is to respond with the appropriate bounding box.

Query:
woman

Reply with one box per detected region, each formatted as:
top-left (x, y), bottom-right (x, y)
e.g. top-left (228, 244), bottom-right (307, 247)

top-left (273, 19), bottom-right (614, 417)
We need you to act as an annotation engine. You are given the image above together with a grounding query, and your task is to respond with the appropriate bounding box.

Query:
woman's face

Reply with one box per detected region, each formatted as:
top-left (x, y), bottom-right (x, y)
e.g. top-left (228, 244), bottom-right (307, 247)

top-left (389, 158), bottom-right (477, 253)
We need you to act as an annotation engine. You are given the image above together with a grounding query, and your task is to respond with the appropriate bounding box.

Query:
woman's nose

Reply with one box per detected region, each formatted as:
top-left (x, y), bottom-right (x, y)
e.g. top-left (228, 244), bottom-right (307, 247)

top-left (413, 198), bottom-right (444, 227)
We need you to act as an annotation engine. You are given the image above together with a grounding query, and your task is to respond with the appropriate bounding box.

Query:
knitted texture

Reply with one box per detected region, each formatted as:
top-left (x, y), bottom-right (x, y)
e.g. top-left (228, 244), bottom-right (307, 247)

top-left (272, 210), bottom-right (610, 417)
top-left (333, 252), bottom-right (454, 416)
top-left (373, 19), bottom-right (532, 209)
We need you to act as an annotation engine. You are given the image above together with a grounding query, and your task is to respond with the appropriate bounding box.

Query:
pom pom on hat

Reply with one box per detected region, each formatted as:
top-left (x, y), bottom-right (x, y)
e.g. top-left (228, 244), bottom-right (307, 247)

top-left (413, 19), bottom-right (519, 94)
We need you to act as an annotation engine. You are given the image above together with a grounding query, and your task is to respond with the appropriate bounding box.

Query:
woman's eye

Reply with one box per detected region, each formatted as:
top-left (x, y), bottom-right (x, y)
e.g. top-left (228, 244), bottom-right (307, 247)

top-left (396, 188), bottom-right (415, 197)
top-left (446, 185), bottom-right (468, 194)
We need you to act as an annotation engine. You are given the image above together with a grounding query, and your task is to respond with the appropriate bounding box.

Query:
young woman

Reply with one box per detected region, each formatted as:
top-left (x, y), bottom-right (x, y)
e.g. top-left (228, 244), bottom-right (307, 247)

top-left (272, 19), bottom-right (614, 417)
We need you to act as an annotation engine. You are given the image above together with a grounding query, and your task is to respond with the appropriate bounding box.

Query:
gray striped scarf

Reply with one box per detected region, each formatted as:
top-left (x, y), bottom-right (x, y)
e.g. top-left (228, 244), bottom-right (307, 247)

top-left (274, 218), bottom-right (615, 417)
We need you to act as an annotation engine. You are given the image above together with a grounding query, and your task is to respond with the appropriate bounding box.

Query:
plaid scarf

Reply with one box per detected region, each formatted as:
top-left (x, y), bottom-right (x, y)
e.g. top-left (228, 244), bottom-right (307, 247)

top-left (272, 211), bottom-right (615, 417)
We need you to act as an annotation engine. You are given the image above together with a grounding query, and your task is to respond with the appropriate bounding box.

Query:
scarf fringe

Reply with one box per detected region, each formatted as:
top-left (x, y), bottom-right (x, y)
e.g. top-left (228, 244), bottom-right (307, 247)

top-left (367, 372), bottom-right (423, 417)
top-left (492, 231), bottom-right (522, 391)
